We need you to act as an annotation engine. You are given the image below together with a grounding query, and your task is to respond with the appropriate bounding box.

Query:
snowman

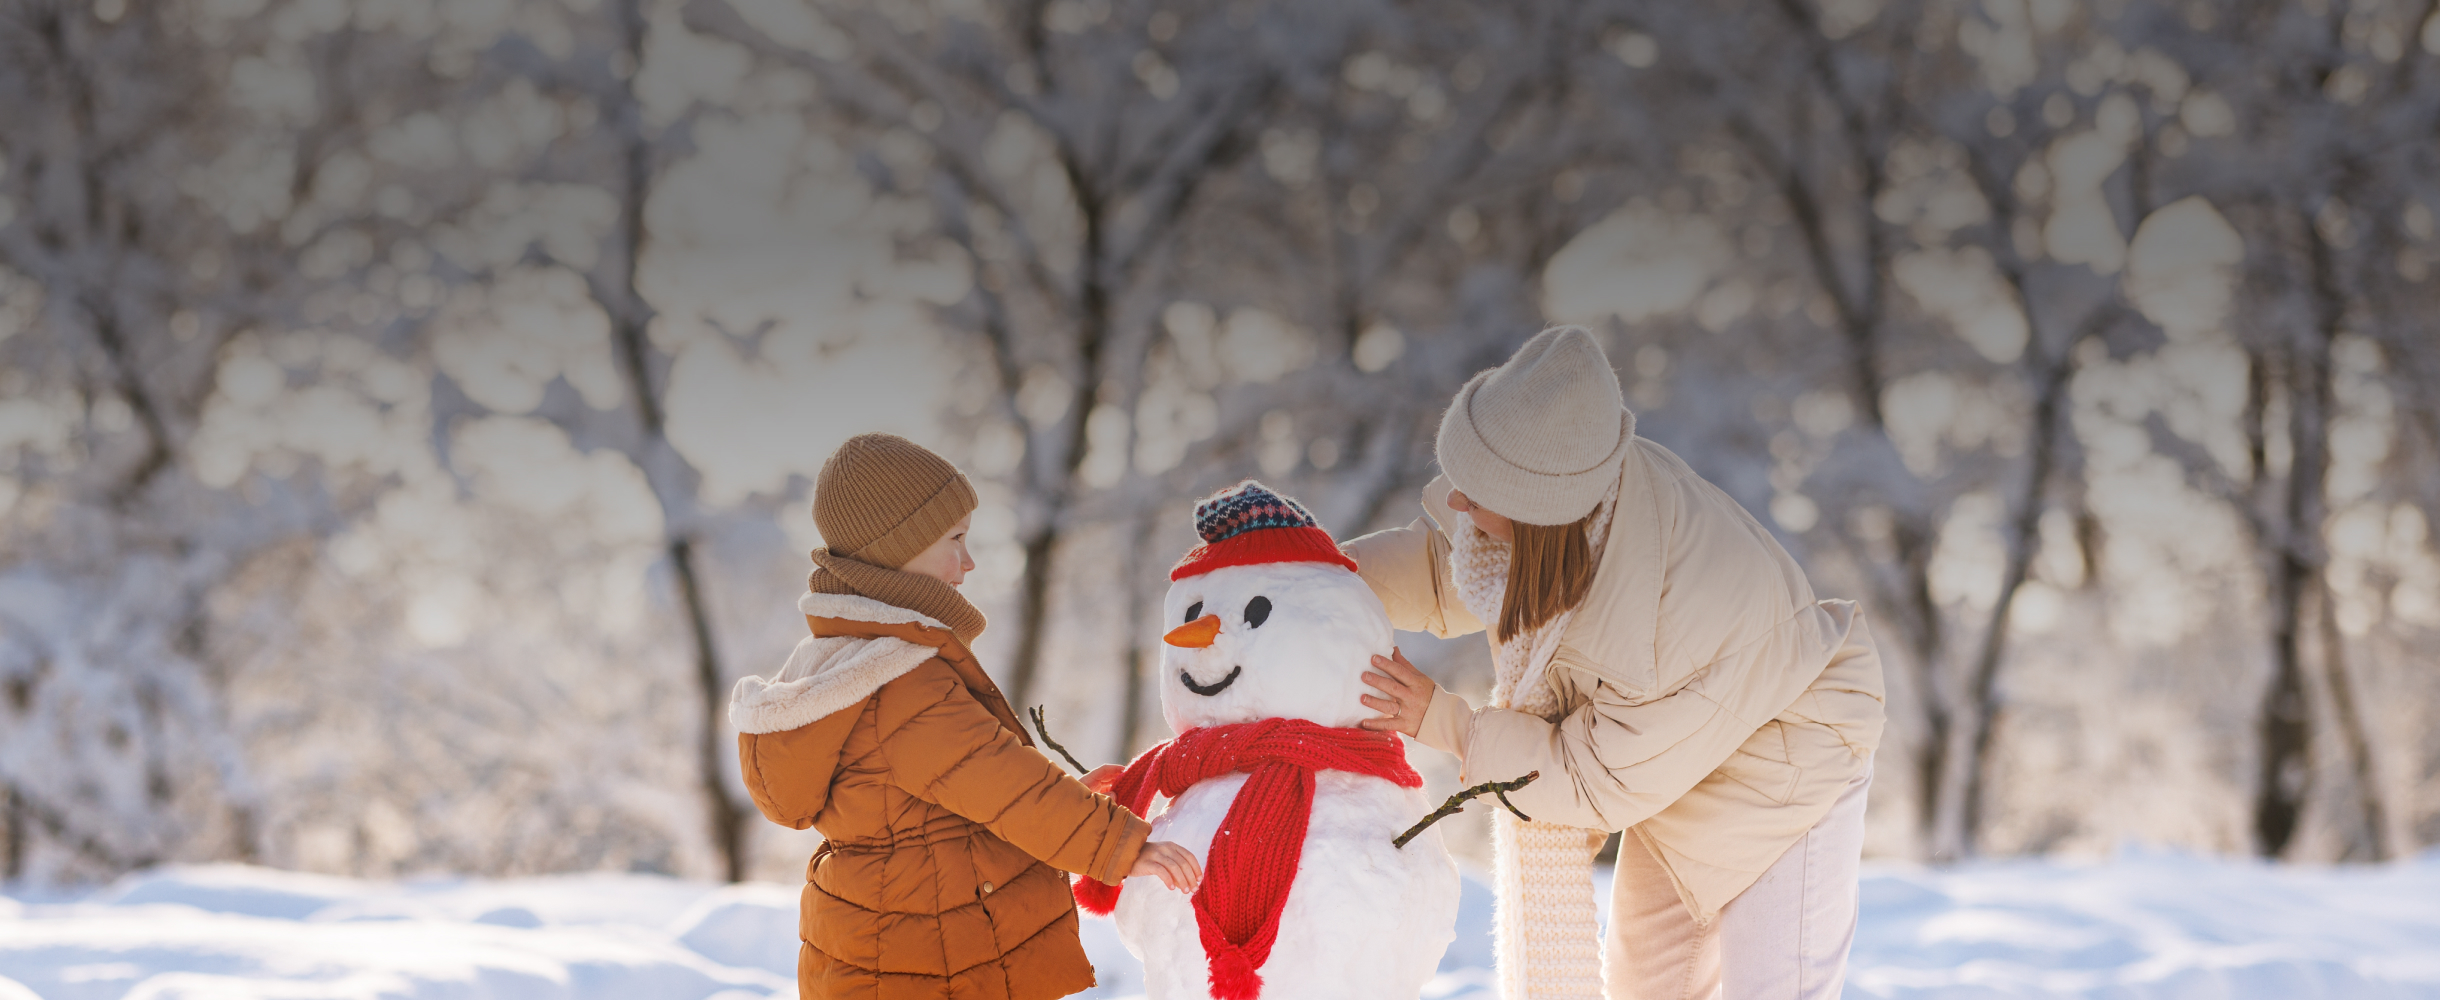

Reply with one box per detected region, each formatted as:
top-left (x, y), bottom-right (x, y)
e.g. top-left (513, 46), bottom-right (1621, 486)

top-left (1075, 481), bottom-right (1460, 1000)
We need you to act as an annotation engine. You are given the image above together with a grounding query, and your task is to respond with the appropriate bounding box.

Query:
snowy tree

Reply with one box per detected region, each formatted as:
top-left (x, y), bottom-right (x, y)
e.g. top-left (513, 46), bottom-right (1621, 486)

top-left (2117, 0), bottom-right (2440, 861)
top-left (1548, 0), bottom-right (2438, 862)
top-left (0, 0), bottom-right (479, 879)
top-left (682, 0), bottom-right (1661, 765)
top-left (4, 0), bottom-right (2435, 887)
top-left (680, 0), bottom-right (1341, 717)
top-left (441, 0), bottom-right (759, 883)
top-left (1556, 0), bottom-right (2125, 861)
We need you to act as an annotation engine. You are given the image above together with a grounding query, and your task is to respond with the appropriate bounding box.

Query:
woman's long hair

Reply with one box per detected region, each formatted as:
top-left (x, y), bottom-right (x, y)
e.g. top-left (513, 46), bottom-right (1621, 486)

top-left (1496, 508), bottom-right (1599, 643)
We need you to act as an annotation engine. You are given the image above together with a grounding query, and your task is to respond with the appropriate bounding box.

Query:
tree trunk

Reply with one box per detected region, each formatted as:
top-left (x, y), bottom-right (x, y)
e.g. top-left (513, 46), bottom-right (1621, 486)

top-left (2239, 345), bottom-right (2307, 859)
top-left (672, 536), bottom-right (748, 882)
top-left (587, 0), bottom-right (748, 883)
top-left (1004, 528), bottom-right (1063, 713)
top-left (1003, 175), bottom-right (1112, 712)
top-left (2294, 220), bottom-right (2389, 860)
top-left (3, 782), bottom-right (22, 879)
top-left (1117, 631), bottom-right (1152, 765)
top-left (2310, 580), bottom-right (2389, 859)
top-left (1889, 523), bottom-right (1959, 862)
top-left (2243, 217), bottom-right (2393, 862)
top-left (2255, 554), bottom-right (2314, 858)
top-left (83, 296), bottom-right (177, 502)
top-left (1952, 338), bottom-right (2079, 857)
top-left (1115, 512), bottom-right (1160, 763)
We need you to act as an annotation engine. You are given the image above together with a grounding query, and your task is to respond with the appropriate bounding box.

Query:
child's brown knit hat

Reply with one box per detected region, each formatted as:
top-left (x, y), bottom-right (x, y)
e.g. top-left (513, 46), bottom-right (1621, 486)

top-left (812, 434), bottom-right (977, 569)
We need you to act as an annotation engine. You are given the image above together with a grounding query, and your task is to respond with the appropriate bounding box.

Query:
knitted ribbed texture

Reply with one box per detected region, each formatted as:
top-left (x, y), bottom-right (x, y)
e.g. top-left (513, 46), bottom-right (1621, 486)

top-left (1435, 326), bottom-right (1636, 526)
top-left (805, 434), bottom-right (986, 643)
top-left (1492, 820), bottom-right (1606, 999)
top-left (1450, 479), bottom-right (1620, 1000)
top-left (811, 433), bottom-right (978, 569)
top-left (806, 549), bottom-right (986, 644)
top-left (1074, 718), bottom-right (1423, 1000)
top-left (1171, 480), bottom-right (1360, 581)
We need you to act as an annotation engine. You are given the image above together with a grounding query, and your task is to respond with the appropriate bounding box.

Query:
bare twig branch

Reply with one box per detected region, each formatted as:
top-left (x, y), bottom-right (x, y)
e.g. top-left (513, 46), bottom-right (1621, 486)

top-left (1393, 771), bottom-right (1539, 849)
top-left (1027, 705), bottom-right (1092, 774)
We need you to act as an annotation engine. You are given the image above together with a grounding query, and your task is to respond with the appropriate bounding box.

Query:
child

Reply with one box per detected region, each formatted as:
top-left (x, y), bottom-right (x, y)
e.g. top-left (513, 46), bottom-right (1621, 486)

top-left (730, 433), bottom-right (1200, 999)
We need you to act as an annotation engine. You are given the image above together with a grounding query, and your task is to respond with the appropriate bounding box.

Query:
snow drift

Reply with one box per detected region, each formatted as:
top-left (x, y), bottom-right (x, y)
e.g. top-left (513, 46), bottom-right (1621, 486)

top-left (2, 851), bottom-right (2435, 999)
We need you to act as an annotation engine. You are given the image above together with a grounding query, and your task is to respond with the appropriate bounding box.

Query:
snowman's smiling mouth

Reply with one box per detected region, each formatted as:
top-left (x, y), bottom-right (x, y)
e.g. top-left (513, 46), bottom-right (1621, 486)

top-left (1180, 665), bottom-right (1243, 697)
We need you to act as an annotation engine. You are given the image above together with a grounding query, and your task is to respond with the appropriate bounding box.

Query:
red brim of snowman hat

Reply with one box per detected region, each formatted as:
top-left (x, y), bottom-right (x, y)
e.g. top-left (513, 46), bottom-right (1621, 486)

top-left (1171, 480), bottom-right (1361, 581)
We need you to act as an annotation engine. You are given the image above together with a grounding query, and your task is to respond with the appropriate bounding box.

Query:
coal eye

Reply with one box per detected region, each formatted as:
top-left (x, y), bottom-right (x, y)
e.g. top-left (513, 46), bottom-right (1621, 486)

top-left (1184, 601), bottom-right (1204, 623)
top-left (1244, 596), bottom-right (1271, 628)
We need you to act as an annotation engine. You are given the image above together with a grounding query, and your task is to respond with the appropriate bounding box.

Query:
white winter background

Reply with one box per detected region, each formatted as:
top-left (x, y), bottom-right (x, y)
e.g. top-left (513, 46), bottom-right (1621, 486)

top-left (3, 0), bottom-right (2439, 996)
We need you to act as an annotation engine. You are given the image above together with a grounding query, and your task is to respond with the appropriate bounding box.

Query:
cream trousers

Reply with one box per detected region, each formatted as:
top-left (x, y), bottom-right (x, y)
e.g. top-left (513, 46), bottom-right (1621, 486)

top-left (1603, 761), bottom-right (1873, 1000)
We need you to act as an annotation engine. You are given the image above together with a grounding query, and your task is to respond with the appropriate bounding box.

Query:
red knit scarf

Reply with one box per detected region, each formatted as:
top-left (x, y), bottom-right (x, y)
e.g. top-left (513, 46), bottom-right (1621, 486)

top-left (1074, 717), bottom-right (1421, 1000)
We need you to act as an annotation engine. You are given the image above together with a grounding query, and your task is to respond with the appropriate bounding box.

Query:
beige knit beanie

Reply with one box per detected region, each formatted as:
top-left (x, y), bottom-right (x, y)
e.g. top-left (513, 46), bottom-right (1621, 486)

top-left (1434, 326), bottom-right (1635, 526)
top-left (811, 433), bottom-right (978, 570)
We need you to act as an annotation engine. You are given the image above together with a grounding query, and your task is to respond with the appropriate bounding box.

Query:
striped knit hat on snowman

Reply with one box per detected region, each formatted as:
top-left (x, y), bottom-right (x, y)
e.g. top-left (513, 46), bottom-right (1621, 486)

top-left (1170, 480), bottom-right (1360, 581)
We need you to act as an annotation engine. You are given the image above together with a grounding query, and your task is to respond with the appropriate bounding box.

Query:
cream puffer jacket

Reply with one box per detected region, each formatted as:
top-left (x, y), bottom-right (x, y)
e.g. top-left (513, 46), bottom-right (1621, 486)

top-left (1342, 437), bottom-right (1886, 919)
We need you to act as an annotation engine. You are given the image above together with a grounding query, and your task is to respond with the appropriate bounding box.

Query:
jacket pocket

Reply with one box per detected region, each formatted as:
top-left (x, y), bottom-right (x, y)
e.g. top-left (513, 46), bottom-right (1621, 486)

top-left (1716, 751), bottom-right (1799, 805)
top-left (1715, 721), bottom-right (1800, 805)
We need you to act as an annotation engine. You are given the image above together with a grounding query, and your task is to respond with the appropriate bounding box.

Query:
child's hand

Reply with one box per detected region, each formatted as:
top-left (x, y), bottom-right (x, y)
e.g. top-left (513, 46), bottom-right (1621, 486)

top-left (1130, 841), bottom-right (1202, 894)
top-left (1083, 764), bottom-right (1123, 794)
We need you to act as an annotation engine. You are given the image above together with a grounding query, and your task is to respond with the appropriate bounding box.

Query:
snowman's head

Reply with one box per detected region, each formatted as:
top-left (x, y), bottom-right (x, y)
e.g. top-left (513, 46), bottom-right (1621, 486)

top-left (1160, 562), bottom-right (1391, 730)
top-left (1158, 481), bottom-right (1391, 731)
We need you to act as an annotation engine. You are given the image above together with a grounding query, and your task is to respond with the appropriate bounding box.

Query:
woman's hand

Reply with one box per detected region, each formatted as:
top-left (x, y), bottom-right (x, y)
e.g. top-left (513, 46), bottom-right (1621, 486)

top-left (1130, 841), bottom-right (1203, 893)
top-left (1359, 646), bottom-right (1435, 738)
top-left (1082, 764), bottom-right (1123, 794)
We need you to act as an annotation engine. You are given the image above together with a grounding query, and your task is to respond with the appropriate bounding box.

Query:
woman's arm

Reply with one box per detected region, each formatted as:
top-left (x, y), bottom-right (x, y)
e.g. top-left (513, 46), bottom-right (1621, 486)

top-left (1362, 647), bottom-right (1808, 833)
top-left (1342, 518), bottom-right (1484, 639)
top-left (1461, 675), bottom-right (1752, 831)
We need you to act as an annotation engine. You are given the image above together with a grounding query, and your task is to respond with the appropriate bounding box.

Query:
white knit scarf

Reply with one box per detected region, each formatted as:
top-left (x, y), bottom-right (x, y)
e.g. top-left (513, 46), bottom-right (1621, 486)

top-left (1448, 482), bottom-right (1618, 1000)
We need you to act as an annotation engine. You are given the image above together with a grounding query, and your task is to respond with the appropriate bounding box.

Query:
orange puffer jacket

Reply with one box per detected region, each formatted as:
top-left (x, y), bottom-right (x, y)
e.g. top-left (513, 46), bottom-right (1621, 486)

top-left (731, 592), bottom-right (1150, 1000)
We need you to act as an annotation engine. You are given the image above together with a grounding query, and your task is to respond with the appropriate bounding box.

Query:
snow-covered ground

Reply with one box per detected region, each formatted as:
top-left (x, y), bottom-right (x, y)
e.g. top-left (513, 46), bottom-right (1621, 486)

top-left (3, 851), bottom-right (2436, 999)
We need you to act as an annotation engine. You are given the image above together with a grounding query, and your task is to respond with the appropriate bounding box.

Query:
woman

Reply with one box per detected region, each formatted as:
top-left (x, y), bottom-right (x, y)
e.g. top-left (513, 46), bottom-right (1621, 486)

top-left (1346, 328), bottom-right (1886, 1000)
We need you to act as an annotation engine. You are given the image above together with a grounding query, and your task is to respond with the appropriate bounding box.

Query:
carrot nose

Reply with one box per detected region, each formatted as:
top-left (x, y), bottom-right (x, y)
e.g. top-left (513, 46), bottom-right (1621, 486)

top-left (1165, 614), bottom-right (1222, 648)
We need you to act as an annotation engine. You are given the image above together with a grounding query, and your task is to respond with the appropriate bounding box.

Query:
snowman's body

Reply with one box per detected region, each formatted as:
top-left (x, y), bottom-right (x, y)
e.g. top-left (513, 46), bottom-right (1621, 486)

top-left (1111, 557), bottom-right (1461, 1000)
top-left (1116, 771), bottom-right (1457, 999)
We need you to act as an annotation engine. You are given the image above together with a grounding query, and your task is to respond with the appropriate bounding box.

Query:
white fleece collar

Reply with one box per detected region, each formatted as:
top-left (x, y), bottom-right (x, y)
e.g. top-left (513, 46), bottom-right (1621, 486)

top-left (730, 630), bottom-right (941, 735)
top-left (726, 592), bottom-right (957, 735)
